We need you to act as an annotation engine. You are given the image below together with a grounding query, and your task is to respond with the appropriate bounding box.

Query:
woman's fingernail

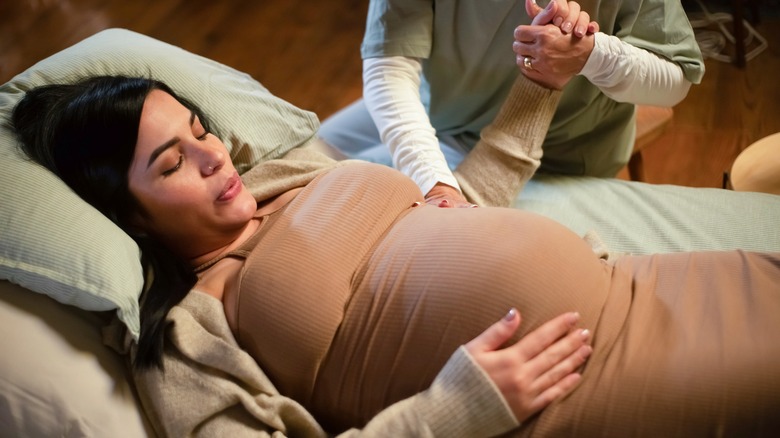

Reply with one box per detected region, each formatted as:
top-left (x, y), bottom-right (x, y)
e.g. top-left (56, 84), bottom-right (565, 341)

top-left (504, 308), bottom-right (517, 321)
top-left (575, 25), bottom-right (584, 37)
top-left (580, 329), bottom-right (590, 339)
top-left (568, 312), bottom-right (580, 325)
top-left (563, 22), bottom-right (573, 33)
top-left (554, 16), bottom-right (563, 26)
top-left (580, 345), bottom-right (593, 358)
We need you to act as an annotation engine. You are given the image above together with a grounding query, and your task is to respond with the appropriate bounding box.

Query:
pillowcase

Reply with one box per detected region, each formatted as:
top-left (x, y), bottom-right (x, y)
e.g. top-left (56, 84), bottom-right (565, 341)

top-left (0, 280), bottom-right (151, 437)
top-left (0, 28), bottom-right (320, 339)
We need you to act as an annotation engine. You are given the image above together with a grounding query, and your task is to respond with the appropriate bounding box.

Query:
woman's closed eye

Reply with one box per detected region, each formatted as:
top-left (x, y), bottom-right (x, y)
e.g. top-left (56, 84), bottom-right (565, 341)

top-left (194, 116), bottom-right (209, 141)
top-left (162, 155), bottom-right (183, 176)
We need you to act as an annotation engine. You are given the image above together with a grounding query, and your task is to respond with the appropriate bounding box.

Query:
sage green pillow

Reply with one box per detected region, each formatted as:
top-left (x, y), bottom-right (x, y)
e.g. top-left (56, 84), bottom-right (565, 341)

top-left (0, 28), bottom-right (320, 339)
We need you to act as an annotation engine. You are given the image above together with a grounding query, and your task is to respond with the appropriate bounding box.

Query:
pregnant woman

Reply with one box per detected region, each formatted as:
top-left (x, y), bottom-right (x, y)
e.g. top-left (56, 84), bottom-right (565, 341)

top-left (13, 72), bottom-right (780, 436)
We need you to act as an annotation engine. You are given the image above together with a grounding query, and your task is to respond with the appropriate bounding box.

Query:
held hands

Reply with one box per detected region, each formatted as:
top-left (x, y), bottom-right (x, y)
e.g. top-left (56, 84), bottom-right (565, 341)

top-left (513, 0), bottom-right (599, 90)
top-left (425, 182), bottom-right (478, 208)
top-left (465, 308), bottom-right (592, 423)
top-left (528, 0), bottom-right (598, 37)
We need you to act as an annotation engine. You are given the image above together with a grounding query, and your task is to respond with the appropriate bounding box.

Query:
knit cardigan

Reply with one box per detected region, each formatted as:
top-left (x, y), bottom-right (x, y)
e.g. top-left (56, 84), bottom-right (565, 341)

top-left (126, 76), bottom-right (562, 437)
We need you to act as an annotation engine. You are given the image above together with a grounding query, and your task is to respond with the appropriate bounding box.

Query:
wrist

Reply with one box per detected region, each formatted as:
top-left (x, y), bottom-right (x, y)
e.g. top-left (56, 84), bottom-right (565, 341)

top-left (578, 31), bottom-right (605, 79)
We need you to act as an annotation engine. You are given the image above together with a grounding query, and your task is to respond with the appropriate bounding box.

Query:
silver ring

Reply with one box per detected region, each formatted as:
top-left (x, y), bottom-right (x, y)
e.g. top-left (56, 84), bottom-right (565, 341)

top-left (523, 56), bottom-right (534, 70)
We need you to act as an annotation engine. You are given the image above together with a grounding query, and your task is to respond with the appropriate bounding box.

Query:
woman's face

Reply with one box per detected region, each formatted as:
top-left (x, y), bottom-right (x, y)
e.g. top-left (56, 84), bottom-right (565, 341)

top-left (128, 90), bottom-right (257, 258)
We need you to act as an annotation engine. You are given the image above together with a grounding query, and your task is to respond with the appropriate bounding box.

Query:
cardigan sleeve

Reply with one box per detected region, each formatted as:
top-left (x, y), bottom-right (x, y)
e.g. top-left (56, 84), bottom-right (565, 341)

top-left (131, 291), bottom-right (517, 438)
top-left (339, 346), bottom-right (518, 437)
top-left (454, 75), bottom-right (562, 207)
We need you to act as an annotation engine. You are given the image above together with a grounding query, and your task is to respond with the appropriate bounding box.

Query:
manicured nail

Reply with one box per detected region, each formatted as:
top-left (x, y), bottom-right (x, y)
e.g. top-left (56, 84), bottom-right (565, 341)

top-left (504, 308), bottom-right (517, 321)
top-left (554, 16), bottom-right (563, 26)
top-left (580, 329), bottom-right (590, 339)
top-left (575, 25), bottom-right (584, 37)
top-left (562, 22), bottom-right (573, 33)
top-left (568, 312), bottom-right (580, 325)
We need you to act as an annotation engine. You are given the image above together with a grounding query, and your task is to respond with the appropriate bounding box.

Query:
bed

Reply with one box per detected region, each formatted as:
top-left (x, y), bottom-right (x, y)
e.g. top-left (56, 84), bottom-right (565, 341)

top-left (1, 29), bottom-right (779, 437)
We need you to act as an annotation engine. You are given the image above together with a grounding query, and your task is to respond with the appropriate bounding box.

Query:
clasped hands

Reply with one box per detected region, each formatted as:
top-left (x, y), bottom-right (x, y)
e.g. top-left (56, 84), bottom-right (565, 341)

top-left (514, 0), bottom-right (599, 90)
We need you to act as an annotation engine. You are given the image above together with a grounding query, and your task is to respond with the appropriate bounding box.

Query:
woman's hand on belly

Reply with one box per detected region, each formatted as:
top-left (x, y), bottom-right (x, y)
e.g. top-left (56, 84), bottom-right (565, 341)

top-left (464, 308), bottom-right (593, 423)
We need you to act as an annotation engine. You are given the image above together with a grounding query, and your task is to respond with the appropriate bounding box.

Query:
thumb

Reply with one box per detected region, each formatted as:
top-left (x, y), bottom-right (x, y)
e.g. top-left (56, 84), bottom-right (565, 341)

top-left (465, 308), bottom-right (521, 353)
top-left (527, 0), bottom-right (557, 25)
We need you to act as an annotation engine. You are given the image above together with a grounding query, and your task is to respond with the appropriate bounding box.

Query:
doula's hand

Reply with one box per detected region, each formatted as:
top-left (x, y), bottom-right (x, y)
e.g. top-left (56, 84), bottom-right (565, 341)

top-left (425, 182), bottom-right (478, 208)
top-left (529, 0), bottom-right (598, 37)
top-left (465, 308), bottom-right (592, 423)
top-left (514, 0), bottom-right (598, 90)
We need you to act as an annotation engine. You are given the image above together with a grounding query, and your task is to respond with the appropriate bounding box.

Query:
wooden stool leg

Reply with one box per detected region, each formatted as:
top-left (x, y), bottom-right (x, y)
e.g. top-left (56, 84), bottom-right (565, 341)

top-left (732, 0), bottom-right (746, 68)
top-left (628, 150), bottom-right (646, 182)
top-left (630, 105), bottom-right (674, 182)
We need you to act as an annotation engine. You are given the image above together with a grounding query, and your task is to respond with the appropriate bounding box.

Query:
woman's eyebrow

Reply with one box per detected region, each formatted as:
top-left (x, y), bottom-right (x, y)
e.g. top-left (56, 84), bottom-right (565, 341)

top-left (146, 110), bottom-right (196, 169)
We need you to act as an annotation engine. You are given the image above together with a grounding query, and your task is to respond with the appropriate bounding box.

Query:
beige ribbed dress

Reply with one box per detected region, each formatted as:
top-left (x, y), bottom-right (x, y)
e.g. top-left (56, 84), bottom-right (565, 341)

top-left (198, 160), bottom-right (780, 435)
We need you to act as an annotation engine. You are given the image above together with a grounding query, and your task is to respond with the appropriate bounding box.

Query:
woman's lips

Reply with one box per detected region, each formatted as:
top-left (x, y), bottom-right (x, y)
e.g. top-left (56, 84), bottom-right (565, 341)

top-left (217, 172), bottom-right (242, 202)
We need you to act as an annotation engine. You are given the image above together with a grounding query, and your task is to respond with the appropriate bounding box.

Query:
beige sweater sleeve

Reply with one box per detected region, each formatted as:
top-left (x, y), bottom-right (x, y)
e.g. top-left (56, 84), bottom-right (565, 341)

top-left (340, 346), bottom-right (518, 437)
top-left (455, 75), bottom-right (562, 207)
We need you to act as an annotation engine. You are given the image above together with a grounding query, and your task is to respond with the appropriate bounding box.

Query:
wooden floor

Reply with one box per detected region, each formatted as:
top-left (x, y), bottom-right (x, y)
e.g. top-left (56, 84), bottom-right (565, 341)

top-left (2, 0), bottom-right (778, 188)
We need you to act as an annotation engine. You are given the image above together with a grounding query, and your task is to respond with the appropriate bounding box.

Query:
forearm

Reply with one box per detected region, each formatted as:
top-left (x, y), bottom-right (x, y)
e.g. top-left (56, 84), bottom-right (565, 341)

top-left (579, 32), bottom-right (691, 106)
top-left (455, 75), bottom-right (562, 207)
top-left (363, 56), bottom-right (461, 195)
top-left (338, 347), bottom-right (518, 437)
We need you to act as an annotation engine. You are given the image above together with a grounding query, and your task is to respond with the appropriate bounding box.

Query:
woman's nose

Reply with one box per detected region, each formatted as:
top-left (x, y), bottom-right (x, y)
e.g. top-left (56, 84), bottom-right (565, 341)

top-left (200, 146), bottom-right (226, 176)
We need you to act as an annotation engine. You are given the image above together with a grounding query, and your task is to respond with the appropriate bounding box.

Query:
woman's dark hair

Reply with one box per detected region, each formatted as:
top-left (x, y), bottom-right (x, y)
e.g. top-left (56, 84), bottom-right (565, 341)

top-left (12, 75), bottom-right (215, 370)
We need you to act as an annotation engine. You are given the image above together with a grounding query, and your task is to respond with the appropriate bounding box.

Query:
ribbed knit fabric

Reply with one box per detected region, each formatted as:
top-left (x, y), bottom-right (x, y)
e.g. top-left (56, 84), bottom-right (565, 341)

top-left (515, 250), bottom-right (780, 437)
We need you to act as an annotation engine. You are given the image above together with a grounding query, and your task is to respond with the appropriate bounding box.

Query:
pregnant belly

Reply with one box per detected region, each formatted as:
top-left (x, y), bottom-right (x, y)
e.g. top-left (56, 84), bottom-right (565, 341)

top-left (309, 205), bottom-right (613, 432)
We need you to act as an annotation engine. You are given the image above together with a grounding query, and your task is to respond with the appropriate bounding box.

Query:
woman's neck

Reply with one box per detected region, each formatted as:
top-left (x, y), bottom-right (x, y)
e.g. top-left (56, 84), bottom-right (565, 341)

top-left (187, 218), bottom-right (262, 267)
top-left (187, 186), bottom-right (305, 267)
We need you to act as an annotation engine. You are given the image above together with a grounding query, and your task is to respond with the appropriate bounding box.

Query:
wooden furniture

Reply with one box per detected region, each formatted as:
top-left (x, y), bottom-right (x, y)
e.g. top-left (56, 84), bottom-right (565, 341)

top-left (629, 105), bottom-right (674, 182)
top-left (730, 132), bottom-right (780, 195)
top-left (730, 0), bottom-right (762, 67)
